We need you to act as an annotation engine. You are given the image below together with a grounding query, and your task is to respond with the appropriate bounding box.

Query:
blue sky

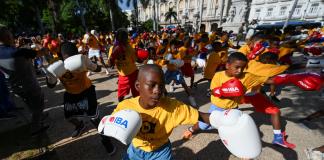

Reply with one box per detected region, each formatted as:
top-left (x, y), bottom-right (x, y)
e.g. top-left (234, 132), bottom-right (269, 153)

top-left (118, 0), bottom-right (134, 10)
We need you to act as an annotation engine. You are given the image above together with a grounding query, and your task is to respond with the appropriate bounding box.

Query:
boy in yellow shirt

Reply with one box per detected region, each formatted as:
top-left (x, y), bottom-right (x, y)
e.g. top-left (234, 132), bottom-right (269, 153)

top-left (108, 28), bottom-right (139, 102)
top-left (183, 52), bottom-right (295, 149)
top-left (193, 41), bottom-right (222, 87)
top-left (113, 64), bottom-right (210, 160)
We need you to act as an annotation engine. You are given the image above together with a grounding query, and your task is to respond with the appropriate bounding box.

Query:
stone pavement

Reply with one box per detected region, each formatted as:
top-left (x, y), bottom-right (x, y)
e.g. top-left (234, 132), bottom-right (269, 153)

top-left (1, 54), bottom-right (324, 160)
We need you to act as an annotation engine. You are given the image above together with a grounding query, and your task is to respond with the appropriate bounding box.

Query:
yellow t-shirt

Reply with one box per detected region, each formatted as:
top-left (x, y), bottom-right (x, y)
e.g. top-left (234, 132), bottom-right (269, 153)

top-left (59, 71), bottom-right (92, 94)
top-left (178, 46), bottom-right (194, 63)
top-left (210, 71), bottom-right (268, 109)
top-left (112, 96), bottom-right (199, 152)
top-left (238, 44), bottom-right (251, 56)
top-left (204, 51), bottom-right (221, 80)
top-left (279, 47), bottom-right (294, 59)
top-left (113, 45), bottom-right (138, 76)
top-left (245, 60), bottom-right (289, 78)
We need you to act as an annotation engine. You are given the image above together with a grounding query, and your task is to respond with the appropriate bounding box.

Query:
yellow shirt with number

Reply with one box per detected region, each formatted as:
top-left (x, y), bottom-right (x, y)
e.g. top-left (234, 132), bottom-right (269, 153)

top-left (210, 71), bottom-right (268, 109)
top-left (112, 96), bottom-right (199, 152)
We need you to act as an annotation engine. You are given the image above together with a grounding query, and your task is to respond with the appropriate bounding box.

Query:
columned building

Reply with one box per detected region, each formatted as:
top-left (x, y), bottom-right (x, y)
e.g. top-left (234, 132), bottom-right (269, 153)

top-left (249, 0), bottom-right (324, 24)
top-left (135, 0), bottom-right (323, 32)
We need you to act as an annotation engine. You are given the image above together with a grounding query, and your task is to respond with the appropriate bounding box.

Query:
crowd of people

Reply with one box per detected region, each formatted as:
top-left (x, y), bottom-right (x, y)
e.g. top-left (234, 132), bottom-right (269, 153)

top-left (1, 22), bottom-right (324, 159)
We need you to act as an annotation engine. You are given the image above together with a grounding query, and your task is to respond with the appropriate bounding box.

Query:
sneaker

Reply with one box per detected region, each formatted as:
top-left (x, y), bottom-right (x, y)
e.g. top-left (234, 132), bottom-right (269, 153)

top-left (183, 127), bottom-right (194, 140)
top-left (270, 95), bottom-right (281, 103)
top-left (71, 121), bottom-right (86, 138)
top-left (87, 71), bottom-right (92, 77)
top-left (272, 132), bottom-right (296, 149)
top-left (188, 96), bottom-right (197, 108)
top-left (102, 139), bottom-right (116, 156)
top-left (0, 113), bottom-right (17, 120)
top-left (169, 85), bottom-right (175, 92)
top-left (305, 148), bottom-right (324, 160)
top-left (105, 68), bottom-right (109, 75)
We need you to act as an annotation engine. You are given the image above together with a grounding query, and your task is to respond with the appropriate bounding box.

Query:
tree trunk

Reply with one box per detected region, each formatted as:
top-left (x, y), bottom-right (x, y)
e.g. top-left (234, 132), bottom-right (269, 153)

top-left (35, 6), bottom-right (45, 34)
top-left (133, 0), bottom-right (138, 29)
top-left (75, 0), bottom-right (88, 32)
top-left (108, 0), bottom-right (115, 31)
top-left (48, 0), bottom-right (59, 34)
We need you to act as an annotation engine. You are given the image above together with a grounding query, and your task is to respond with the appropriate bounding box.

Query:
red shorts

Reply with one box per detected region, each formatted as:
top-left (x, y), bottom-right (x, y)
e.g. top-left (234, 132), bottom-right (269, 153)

top-left (181, 63), bottom-right (194, 77)
top-left (242, 93), bottom-right (280, 115)
top-left (118, 70), bottom-right (139, 99)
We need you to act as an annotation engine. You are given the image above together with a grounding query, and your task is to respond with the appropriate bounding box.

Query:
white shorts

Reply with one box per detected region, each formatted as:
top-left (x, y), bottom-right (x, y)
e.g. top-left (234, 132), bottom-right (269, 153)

top-left (88, 49), bottom-right (101, 58)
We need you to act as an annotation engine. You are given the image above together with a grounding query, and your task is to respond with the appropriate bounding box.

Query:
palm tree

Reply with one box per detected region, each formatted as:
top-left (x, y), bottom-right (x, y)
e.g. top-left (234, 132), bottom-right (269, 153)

top-left (165, 7), bottom-right (177, 25)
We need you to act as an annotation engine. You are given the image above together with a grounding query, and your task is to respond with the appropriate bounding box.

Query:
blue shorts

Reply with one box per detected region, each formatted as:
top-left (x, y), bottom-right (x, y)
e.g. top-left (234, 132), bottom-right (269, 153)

top-left (123, 141), bottom-right (173, 160)
top-left (198, 104), bottom-right (225, 130)
top-left (164, 70), bottom-right (185, 85)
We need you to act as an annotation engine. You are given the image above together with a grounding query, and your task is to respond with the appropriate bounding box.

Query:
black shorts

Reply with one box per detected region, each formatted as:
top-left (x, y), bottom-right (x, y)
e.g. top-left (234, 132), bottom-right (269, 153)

top-left (63, 85), bottom-right (98, 119)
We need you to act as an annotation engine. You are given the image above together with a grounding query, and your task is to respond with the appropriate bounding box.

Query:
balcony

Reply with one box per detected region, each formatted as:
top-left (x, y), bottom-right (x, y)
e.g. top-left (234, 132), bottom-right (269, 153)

top-left (252, 0), bottom-right (266, 5)
top-left (267, 0), bottom-right (278, 3)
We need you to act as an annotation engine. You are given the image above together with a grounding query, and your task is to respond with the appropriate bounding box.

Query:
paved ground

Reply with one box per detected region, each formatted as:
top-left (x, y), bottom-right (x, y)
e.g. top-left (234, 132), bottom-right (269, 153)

top-left (1, 53), bottom-right (324, 160)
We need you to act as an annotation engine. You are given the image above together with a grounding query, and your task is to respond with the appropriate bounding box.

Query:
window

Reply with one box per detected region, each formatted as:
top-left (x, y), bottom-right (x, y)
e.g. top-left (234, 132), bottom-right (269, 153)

top-left (308, 3), bottom-right (319, 14)
top-left (279, 6), bottom-right (287, 16)
top-left (266, 8), bottom-right (273, 17)
top-left (294, 5), bottom-right (302, 16)
top-left (255, 9), bottom-right (261, 18)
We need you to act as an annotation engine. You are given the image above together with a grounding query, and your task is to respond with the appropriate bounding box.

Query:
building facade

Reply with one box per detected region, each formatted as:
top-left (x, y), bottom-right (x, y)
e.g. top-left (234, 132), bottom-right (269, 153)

top-left (249, 0), bottom-right (324, 24)
top-left (135, 0), bottom-right (323, 32)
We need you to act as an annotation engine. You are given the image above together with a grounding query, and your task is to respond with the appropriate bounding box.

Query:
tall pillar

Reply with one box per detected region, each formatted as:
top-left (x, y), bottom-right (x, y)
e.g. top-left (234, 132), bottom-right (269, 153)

top-left (223, 0), bottom-right (229, 17)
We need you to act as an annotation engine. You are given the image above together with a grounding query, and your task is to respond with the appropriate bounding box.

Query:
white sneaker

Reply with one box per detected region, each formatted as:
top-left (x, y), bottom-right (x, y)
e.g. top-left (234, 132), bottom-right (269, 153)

top-left (188, 96), bottom-right (197, 107)
top-left (169, 85), bottom-right (175, 92)
top-left (305, 148), bottom-right (324, 160)
top-left (105, 68), bottom-right (109, 75)
top-left (87, 71), bottom-right (92, 77)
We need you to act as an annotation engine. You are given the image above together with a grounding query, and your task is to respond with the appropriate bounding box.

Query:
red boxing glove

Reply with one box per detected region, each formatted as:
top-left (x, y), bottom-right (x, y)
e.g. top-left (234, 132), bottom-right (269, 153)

top-left (293, 73), bottom-right (323, 91)
top-left (247, 42), bottom-right (265, 60)
top-left (43, 37), bottom-right (51, 48)
top-left (272, 74), bottom-right (294, 85)
top-left (137, 48), bottom-right (149, 61)
top-left (273, 73), bottom-right (323, 91)
top-left (212, 78), bottom-right (244, 97)
top-left (51, 40), bottom-right (59, 49)
top-left (267, 48), bottom-right (280, 55)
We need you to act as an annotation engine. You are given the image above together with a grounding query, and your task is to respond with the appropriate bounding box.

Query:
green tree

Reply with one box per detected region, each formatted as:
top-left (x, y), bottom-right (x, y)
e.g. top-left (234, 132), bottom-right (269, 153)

top-left (165, 7), bottom-right (177, 25)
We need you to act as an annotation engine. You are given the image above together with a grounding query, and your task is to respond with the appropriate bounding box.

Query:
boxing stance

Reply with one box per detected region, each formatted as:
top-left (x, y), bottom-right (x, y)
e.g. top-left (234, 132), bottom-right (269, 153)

top-left (183, 52), bottom-right (296, 149)
top-left (45, 42), bottom-right (115, 155)
top-left (98, 64), bottom-right (262, 159)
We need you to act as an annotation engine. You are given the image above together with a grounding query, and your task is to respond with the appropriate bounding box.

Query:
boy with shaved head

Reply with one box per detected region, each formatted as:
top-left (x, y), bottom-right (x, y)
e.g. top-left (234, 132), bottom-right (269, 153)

top-left (111, 64), bottom-right (210, 160)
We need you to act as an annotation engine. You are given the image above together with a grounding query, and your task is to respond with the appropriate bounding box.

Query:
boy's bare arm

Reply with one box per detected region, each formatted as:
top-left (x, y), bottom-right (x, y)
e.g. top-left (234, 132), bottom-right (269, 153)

top-left (198, 112), bottom-right (210, 124)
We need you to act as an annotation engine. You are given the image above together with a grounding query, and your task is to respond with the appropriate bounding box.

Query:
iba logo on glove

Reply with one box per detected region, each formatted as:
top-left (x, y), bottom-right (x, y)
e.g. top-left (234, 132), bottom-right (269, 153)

top-left (109, 116), bottom-right (128, 128)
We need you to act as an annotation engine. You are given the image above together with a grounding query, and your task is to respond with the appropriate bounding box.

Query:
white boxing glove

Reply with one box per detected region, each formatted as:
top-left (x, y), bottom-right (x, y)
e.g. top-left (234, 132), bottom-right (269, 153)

top-left (98, 109), bottom-right (142, 145)
top-left (64, 54), bottom-right (87, 72)
top-left (169, 59), bottom-right (184, 68)
top-left (196, 58), bottom-right (206, 68)
top-left (47, 60), bottom-right (67, 78)
top-left (210, 109), bottom-right (261, 159)
top-left (164, 53), bottom-right (173, 61)
top-left (147, 59), bottom-right (154, 64)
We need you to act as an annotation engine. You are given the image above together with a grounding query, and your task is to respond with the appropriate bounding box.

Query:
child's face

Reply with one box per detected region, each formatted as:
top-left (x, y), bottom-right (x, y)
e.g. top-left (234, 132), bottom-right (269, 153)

top-left (225, 60), bottom-right (247, 78)
top-left (136, 70), bottom-right (165, 109)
